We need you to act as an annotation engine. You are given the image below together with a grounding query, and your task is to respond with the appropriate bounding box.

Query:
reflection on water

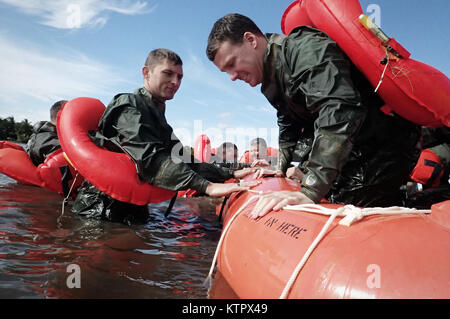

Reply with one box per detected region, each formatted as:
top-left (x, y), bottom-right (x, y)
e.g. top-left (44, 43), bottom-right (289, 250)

top-left (0, 174), bottom-right (232, 299)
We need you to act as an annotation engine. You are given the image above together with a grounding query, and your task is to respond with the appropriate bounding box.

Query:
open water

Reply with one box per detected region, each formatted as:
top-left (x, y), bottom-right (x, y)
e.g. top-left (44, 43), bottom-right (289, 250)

top-left (0, 172), bottom-right (237, 299)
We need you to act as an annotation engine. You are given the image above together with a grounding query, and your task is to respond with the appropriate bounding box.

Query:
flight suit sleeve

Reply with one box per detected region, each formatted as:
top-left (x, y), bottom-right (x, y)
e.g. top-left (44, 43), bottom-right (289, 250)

top-left (104, 102), bottom-right (212, 194)
top-left (277, 110), bottom-right (302, 174)
top-left (284, 28), bottom-right (368, 202)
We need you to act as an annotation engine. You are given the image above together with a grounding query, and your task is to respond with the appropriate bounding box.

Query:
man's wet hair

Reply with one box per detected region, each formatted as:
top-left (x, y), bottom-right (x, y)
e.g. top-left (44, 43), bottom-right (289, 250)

top-left (217, 142), bottom-right (238, 153)
top-left (145, 48), bottom-right (183, 70)
top-left (206, 13), bottom-right (264, 62)
top-left (50, 100), bottom-right (67, 124)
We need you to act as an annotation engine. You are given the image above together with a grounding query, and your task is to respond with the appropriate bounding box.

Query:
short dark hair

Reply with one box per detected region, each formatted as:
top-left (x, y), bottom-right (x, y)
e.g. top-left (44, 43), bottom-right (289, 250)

top-left (145, 48), bottom-right (182, 70)
top-left (206, 13), bottom-right (264, 61)
top-left (50, 100), bottom-right (67, 123)
top-left (250, 137), bottom-right (267, 149)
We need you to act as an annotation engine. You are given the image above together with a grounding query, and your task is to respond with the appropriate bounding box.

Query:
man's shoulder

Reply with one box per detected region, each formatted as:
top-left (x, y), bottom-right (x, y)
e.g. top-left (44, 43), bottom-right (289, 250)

top-left (109, 92), bottom-right (138, 107)
top-left (32, 120), bottom-right (48, 132)
top-left (33, 121), bottom-right (56, 135)
top-left (286, 25), bottom-right (332, 42)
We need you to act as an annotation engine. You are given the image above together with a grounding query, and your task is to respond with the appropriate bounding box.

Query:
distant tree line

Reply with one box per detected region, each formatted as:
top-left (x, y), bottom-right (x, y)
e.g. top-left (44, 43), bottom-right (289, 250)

top-left (0, 116), bottom-right (34, 143)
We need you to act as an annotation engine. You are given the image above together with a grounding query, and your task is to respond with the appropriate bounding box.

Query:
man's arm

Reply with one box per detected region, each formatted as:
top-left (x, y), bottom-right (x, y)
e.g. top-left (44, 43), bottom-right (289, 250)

top-left (277, 110), bottom-right (302, 175)
top-left (286, 27), bottom-right (368, 203)
top-left (105, 103), bottom-right (211, 193)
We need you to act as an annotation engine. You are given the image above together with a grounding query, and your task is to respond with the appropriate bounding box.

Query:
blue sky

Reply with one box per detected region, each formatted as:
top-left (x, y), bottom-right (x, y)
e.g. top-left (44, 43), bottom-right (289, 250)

top-left (0, 0), bottom-right (448, 154)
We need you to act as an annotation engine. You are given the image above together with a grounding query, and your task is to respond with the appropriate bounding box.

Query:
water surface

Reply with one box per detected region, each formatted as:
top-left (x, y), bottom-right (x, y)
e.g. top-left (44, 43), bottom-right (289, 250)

top-left (0, 173), bottom-right (235, 298)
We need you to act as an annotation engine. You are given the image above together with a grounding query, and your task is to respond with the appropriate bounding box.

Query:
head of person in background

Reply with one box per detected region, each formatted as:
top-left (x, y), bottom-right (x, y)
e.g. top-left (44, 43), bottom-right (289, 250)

top-left (50, 100), bottom-right (68, 125)
top-left (249, 137), bottom-right (268, 162)
top-left (26, 99), bottom-right (67, 166)
top-left (216, 142), bottom-right (239, 163)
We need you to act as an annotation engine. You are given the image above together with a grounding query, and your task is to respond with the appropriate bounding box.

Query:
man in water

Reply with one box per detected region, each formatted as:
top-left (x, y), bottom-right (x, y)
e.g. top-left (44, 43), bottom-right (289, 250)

top-left (206, 14), bottom-right (421, 218)
top-left (26, 100), bottom-right (66, 166)
top-left (249, 137), bottom-right (278, 167)
top-left (72, 48), bottom-right (258, 224)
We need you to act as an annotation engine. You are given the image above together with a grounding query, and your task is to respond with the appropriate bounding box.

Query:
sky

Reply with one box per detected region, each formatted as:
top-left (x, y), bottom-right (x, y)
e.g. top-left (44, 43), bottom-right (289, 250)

top-left (0, 0), bottom-right (448, 154)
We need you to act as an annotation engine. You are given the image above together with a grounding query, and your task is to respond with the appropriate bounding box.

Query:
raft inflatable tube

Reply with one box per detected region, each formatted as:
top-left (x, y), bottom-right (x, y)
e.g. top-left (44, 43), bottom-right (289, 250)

top-left (0, 141), bottom-right (83, 196)
top-left (281, 0), bottom-right (450, 127)
top-left (214, 177), bottom-right (450, 298)
top-left (57, 97), bottom-right (175, 205)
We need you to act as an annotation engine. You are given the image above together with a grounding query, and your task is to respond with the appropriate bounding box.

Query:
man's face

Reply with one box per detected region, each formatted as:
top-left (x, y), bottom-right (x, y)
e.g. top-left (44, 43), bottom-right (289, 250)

top-left (143, 59), bottom-right (183, 101)
top-left (221, 146), bottom-right (238, 163)
top-left (250, 143), bottom-right (267, 161)
top-left (213, 33), bottom-right (264, 87)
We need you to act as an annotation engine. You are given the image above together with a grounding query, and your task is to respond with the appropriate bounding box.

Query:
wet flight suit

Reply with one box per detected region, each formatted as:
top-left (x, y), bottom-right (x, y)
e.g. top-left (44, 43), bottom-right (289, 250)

top-left (26, 121), bottom-right (61, 166)
top-left (72, 87), bottom-right (235, 223)
top-left (262, 26), bottom-right (420, 207)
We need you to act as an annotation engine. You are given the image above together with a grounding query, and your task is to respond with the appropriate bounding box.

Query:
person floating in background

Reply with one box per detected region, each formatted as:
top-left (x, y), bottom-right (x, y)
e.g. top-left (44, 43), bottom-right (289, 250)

top-left (206, 13), bottom-right (422, 218)
top-left (248, 137), bottom-right (277, 168)
top-left (26, 100), bottom-right (67, 166)
top-left (406, 126), bottom-right (450, 208)
top-left (215, 142), bottom-right (239, 164)
top-left (72, 48), bottom-right (259, 224)
top-left (212, 141), bottom-right (252, 172)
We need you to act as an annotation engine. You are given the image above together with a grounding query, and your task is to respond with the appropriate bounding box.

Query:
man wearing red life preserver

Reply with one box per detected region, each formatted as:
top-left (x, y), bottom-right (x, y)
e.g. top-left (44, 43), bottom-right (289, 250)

top-left (26, 100), bottom-right (66, 166)
top-left (206, 14), bottom-right (423, 218)
top-left (407, 127), bottom-right (450, 207)
top-left (72, 49), bottom-right (259, 224)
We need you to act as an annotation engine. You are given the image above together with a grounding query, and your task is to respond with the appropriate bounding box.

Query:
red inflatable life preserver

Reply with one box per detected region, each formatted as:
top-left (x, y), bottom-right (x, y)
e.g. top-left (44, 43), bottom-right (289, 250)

top-left (410, 149), bottom-right (444, 188)
top-left (57, 97), bottom-right (176, 205)
top-left (281, 0), bottom-right (450, 127)
top-left (267, 147), bottom-right (278, 158)
top-left (239, 150), bottom-right (251, 163)
top-left (193, 134), bottom-right (212, 163)
top-left (0, 141), bottom-right (83, 196)
top-left (38, 148), bottom-right (84, 195)
top-left (0, 142), bottom-right (42, 186)
top-left (0, 140), bottom-right (25, 151)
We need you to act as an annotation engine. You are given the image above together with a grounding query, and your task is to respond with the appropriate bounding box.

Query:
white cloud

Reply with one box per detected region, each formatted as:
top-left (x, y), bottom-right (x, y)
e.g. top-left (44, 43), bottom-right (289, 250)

top-left (0, 33), bottom-right (129, 123)
top-left (217, 112), bottom-right (232, 129)
top-left (245, 104), bottom-right (276, 115)
top-left (0, 0), bottom-right (154, 29)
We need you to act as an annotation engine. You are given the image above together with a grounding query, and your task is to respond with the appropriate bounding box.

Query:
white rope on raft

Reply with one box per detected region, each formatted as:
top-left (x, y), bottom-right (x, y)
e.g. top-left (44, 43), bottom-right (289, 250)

top-left (205, 190), bottom-right (432, 298)
top-left (279, 203), bottom-right (431, 299)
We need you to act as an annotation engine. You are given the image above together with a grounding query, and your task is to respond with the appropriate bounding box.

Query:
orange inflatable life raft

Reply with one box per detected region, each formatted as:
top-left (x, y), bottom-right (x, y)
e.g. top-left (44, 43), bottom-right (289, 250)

top-left (57, 97), bottom-right (175, 205)
top-left (281, 0), bottom-right (450, 127)
top-left (214, 176), bottom-right (450, 298)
